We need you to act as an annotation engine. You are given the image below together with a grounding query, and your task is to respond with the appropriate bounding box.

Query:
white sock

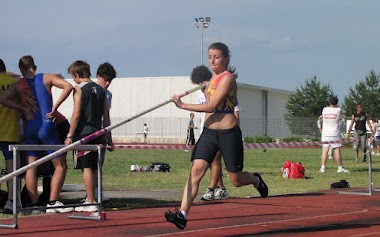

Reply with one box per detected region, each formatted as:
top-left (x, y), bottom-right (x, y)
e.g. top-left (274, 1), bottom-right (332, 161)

top-left (338, 166), bottom-right (343, 170)
top-left (180, 210), bottom-right (187, 219)
top-left (321, 165), bottom-right (326, 169)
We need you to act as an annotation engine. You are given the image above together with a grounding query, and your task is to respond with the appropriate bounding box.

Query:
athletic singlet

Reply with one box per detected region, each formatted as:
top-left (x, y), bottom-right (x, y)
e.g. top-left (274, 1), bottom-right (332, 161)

top-left (206, 71), bottom-right (237, 113)
top-left (75, 81), bottom-right (106, 137)
top-left (0, 74), bottom-right (21, 142)
top-left (354, 112), bottom-right (367, 132)
top-left (20, 73), bottom-right (60, 156)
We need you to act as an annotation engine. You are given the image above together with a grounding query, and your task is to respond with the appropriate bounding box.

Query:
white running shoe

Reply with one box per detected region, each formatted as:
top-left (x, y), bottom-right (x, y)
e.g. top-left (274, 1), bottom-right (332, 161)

top-left (200, 187), bottom-right (215, 201)
top-left (319, 167), bottom-right (326, 173)
top-left (82, 194), bottom-right (110, 204)
top-left (74, 201), bottom-right (98, 212)
top-left (337, 168), bottom-right (350, 173)
top-left (46, 201), bottom-right (74, 213)
top-left (214, 188), bottom-right (228, 200)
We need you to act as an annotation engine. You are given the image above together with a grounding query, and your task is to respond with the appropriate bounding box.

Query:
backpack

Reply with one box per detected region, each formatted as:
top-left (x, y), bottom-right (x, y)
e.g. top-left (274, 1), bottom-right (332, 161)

top-left (331, 180), bottom-right (350, 189)
top-left (281, 160), bottom-right (305, 179)
top-left (150, 162), bottom-right (171, 172)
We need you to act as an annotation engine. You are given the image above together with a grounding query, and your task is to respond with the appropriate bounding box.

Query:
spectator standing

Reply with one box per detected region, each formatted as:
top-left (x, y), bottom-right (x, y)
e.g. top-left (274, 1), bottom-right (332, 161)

top-left (318, 96), bottom-right (349, 173)
top-left (65, 60), bottom-right (111, 213)
top-left (185, 113), bottom-right (197, 151)
top-left (94, 62), bottom-right (116, 203)
top-left (0, 55), bottom-right (73, 214)
top-left (347, 103), bottom-right (374, 162)
top-left (371, 118), bottom-right (380, 155)
top-left (0, 59), bottom-right (22, 213)
top-left (143, 123), bottom-right (149, 143)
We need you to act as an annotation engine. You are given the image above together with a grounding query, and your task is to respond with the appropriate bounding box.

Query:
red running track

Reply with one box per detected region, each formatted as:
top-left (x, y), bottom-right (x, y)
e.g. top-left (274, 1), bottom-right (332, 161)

top-left (1, 189), bottom-right (380, 237)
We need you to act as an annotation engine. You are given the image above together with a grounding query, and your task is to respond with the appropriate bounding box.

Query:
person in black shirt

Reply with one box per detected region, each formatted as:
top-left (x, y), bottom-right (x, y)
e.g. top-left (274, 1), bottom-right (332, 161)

top-left (65, 60), bottom-right (111, 212)
top-left (347, 103), bottom-right (374, 162)
top-left (185, 113), bottom-right (197, 151)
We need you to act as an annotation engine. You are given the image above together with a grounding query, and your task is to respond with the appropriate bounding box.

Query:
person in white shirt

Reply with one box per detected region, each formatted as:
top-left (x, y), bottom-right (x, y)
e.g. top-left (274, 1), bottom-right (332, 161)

top-left (317, 117), bottom-right (334, 160)
top-left (371, 118), bottom-right (380, 155)
top-left (143, 124), bottom-right (149, 143)
top-left (318, 96), bottom-right (349, 173)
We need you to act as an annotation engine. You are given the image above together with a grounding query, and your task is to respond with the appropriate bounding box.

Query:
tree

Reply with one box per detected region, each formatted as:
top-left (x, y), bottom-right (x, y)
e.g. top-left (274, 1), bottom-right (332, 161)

top-left (285, 76), bottom-right (334, 137)
top-left (343, 70), bottom-right (380, 118)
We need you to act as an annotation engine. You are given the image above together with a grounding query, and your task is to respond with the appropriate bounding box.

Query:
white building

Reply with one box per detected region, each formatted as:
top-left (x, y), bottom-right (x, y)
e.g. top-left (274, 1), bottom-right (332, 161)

top-left (53, 76), bottom-right (293, 143)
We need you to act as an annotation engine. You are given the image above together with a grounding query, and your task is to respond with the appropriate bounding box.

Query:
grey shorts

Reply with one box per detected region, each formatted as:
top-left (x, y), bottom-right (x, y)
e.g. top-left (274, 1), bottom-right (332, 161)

top-left (353, 130), bottom-right (367, 151)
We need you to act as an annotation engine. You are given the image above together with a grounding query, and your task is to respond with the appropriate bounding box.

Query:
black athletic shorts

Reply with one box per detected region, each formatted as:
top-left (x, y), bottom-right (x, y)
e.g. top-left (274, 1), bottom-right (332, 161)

top-left (191, 126), bottom-right (244, 173)
top-left (73, 134), bottom-right (103, 170)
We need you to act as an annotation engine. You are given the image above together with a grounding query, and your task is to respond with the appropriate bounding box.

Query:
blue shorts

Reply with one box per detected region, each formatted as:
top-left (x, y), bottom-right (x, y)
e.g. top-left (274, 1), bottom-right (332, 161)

top-left (23, 119), bottom-right (61, 157)
top-left (191, 126), bottom-right (244, 173)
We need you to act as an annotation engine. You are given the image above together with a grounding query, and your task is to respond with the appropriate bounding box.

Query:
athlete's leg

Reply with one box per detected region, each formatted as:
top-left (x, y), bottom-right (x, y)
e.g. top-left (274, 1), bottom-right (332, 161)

top-left (49, 155), bottom-right (68, 201)
top-left (180, 159), bottom-right (209, 213)
top-left (209, 152), bottom-right (223, 189)
top-left (25, 156), bottom-right (39, 204)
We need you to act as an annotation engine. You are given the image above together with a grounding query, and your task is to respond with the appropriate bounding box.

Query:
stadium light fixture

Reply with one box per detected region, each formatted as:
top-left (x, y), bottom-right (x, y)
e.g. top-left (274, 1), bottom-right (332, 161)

top-left (194, 17), bottom-right (211, 65)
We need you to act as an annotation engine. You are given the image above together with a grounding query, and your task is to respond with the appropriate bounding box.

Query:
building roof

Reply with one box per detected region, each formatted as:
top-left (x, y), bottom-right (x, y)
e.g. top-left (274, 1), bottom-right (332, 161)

top-left (237, 82), bottom-right (294, 95)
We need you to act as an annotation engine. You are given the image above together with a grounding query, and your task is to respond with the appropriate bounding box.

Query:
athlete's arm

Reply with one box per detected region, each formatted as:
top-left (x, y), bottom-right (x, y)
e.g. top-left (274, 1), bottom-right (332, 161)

top-left (367, 113), bottom-right (374, 135)
top-left (0, 81), bottom-right (28, 115)
top-left (172, 74), bottom-right (234, 112)
top-left (103, 97), bottom-right (113, 149)
top-left (234, 106), bottom-right (241, 126)
top-left (347, 114), bottom-right (355, 140)
top-left (45, 73), bottom-right (73, 117)
top-left (65, 85), bottom-right (81, 145)
top-left (317, 115), bottom-right (323, 133)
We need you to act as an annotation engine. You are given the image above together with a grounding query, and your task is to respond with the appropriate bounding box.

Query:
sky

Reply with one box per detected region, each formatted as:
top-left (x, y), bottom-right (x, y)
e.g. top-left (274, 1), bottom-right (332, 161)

top-left (2, 0), bottom-right (380, 102)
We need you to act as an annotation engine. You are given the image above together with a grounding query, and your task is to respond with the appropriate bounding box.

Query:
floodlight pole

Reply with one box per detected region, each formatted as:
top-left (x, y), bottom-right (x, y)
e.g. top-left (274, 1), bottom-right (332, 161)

top-left (194, 17), bottom-right (211, 65)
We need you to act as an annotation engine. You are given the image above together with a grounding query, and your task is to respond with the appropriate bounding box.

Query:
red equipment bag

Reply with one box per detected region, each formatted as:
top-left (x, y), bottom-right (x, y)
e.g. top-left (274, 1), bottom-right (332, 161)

top-left (281, 160), bottom-right (305, 179)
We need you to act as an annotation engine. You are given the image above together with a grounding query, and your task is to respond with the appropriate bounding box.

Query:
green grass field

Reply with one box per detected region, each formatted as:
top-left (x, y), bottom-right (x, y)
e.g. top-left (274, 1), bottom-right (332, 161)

top-left (1, 146), bottom-right (378, 202)
top-left (67, 146), bottom-right (378, 199)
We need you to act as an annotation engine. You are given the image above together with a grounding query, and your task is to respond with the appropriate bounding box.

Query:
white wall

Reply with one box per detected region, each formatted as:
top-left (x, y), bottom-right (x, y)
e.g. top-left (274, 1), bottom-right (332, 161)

top-left (52, 77), bottom-right (293, 142)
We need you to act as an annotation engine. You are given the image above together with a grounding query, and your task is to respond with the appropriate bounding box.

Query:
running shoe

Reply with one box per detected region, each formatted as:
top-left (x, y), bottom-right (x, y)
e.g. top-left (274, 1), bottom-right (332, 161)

top-left (46, 201), bottom-right (74, 213)
top-left (214, 187), bottom-right (228, 199)
top-left (337, 168), bottom-right (350, 173)
top-left (74, 201), bottom-right (98, 212)
top-left (165, 209), bottom-right (187, 229)
top-left (200, 187), bottom-right (215, 201)
top-left (81, 194), bottom-right (110, 204)
top-left (253, 173), bottom-right (268, 198)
